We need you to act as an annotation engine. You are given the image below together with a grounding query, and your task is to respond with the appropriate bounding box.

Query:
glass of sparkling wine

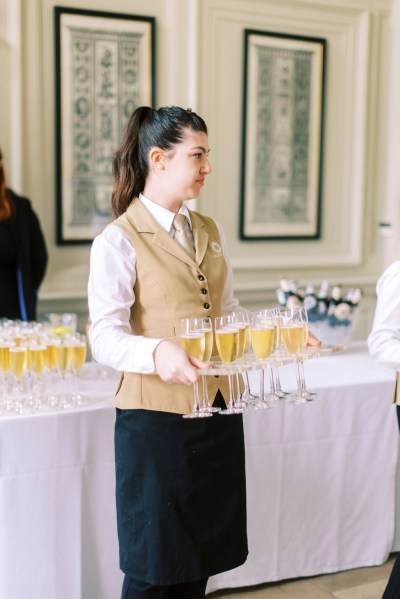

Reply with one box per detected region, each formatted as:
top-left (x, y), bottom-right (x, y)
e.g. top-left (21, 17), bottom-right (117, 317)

top-left (228, 310), bottom-right (254, 405)
top-left (44, 335), bottom-right (59, 407)
top-left (0, 342), bottom-right (11, 411)
top-left (271, 307), bottom-right (290, 398)
top-left (70, 335), bottom-right (88, 405)
top-left (250, 310), bottom-right (277, 409)
top-left (180, 318), bottom-right (212, 419)
top-left (9, 345), bottom-right (28, 412)
top-left (28, 344), bottom-right (47, 410)
top-left (280, 309), bottom-right (308, 404)
top-left (214, 315), bottom-right (243, 415)
top-left (297, 307), bottom-right (317, 400)
top-left (198, 317), bottom-right (220, 413)
top-left (55, 340), bottom-right (73, 408)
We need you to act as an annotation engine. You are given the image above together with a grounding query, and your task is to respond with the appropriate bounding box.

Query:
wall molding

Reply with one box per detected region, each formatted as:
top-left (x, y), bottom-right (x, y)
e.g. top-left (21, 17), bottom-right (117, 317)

top-left (198, 0), bottom-right (386, 271)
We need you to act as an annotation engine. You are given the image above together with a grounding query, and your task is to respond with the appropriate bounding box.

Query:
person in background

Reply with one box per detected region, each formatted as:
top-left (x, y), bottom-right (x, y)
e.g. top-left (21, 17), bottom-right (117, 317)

top-left (368, 260), bottom-right (400, 599)
top-left (0, 148), bottom-right (48, 321)
top-left (88, 106), bottom-right (248, 599)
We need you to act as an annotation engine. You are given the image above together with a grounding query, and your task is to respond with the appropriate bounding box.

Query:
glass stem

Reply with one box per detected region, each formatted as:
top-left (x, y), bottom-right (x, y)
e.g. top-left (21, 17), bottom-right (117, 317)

top-left (245, 371), bottom-right (252, 394)
top-left (227, 372), bottom-right (234, 410)
top-left (235, 372), bottom-right (242, 407)
top-left (260, 368), bottom-right (265, 401)
top-left (243, 372), bottom-right (249, 393)
top-left (299, 361), bottom-right (309, 394)
top-left (268, 366), bottom-right (276, 395)
top-left (295, 361), bottom-right (303, 396)
top-left (193, 380), bottom-right (201, 413)
top-left (201, 374), bottom-right (209, 410)
top-left (71, 370), bottom-right (82, 404)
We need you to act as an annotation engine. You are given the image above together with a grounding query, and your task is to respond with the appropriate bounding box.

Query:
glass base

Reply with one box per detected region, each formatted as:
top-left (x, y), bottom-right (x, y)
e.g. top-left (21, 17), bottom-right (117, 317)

top-left (274, 390), bottom-right (289, 398)
top-left (218, 407), bottom-right (244, 415)
top-left (252, 401), bottom-right (274, 410)
top-left (288, 394), bottom-right (309, 405)
top-left (182, 411), bottom-right (213, 419)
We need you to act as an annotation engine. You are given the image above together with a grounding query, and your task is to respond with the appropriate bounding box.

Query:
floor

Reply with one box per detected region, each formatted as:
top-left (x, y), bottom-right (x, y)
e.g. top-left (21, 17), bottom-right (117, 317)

top-left (208, 554), bottom-right (396, 598)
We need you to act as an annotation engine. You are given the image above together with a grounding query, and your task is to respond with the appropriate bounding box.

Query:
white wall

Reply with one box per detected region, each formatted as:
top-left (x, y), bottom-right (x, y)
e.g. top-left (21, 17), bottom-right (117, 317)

top-left (0, 0), bottom-right (397, 336)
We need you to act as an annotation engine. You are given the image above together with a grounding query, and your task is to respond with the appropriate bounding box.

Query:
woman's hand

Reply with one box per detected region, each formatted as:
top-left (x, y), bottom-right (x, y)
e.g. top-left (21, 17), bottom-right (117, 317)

top-left (307, 330), bottom-right (322, 347)
top-left (153, 339), bottom-right (209, 384)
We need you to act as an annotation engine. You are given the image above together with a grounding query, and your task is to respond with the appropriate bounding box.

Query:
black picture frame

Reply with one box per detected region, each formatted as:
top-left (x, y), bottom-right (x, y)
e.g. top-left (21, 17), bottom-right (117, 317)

top-left (240, 29), bottom-right (326, 241)
top-left (54, 7), bottom-right (156, 244)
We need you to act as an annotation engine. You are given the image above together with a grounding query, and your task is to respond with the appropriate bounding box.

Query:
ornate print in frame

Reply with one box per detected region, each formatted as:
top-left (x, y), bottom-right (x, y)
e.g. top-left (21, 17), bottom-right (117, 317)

top-left (240, 30), bottom-right (326, 240)
top-left (54, 7), bottom-right (156, 244)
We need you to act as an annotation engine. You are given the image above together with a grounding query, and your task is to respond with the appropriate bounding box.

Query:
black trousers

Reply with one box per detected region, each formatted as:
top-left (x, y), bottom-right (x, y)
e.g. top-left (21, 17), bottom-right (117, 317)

top-left (382, 406), bottom-right (400, 599)
top-left (121, 575), bottom-right (208, 598)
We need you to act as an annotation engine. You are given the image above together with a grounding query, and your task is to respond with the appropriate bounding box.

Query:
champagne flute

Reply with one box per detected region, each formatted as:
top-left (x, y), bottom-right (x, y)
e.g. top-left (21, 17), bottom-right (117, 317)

top-left (214, 315), bottom-right (243, 415)
top-left (271, 307), bottom-right (290, 398)
top-left (8, 345), bottom-right (28, 413)
top-left (250, 310), bottom-right (277, 409)
top-left (0, 342), bottom-right (11, 412)
top-left (228, 309), bottom-right (255, 404)
top-left (298, 307), bottom-right (317, 400)
top-left (280, 309), bottom-right (308, 404)
top-left (55, 340), bottom-right (73, 408)
top-left (28, 344), bottom-right (47, 410)
top-left (198, 317), bottom-right (220, 413)
top-left (180, 318), bottom-right (212, 419)
top-left (44, 335), bottom-right (59, 408)
top-left (70, 334), bottom-right (88, 405)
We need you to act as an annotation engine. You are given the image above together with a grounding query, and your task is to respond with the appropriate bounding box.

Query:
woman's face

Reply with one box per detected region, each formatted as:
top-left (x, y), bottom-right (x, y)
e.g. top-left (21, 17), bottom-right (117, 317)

top-left (161, 128), bottom-right (211, 204)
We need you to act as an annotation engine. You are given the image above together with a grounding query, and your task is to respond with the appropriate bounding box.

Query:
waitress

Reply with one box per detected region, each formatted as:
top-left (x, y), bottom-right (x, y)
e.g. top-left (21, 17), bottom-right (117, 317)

top-left (88, 106), bottom-right (248, 599)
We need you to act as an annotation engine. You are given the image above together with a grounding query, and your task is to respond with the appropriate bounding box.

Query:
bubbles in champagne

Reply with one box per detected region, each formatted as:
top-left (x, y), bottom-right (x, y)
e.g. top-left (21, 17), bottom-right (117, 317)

top-left (180, 334), bottom-right (205, 361)
top-left (215, 328), bottom-right (238, 362)
top-left (250, 327), bottom-right (275, 359)
top-left (281, 326), bottom-right (304, 354)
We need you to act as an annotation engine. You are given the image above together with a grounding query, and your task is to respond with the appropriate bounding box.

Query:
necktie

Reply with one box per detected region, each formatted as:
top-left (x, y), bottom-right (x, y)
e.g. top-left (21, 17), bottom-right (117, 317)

top-left (173, 214), bottom-right (195, 259)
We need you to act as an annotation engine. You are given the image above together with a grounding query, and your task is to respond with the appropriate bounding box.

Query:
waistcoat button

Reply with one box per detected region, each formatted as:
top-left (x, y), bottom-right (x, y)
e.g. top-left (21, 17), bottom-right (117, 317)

top-left (198, 274), bottom-right (205, 281)
top-left (201, 288), bottom-right (207, 294)
top-left (203, 303), bottom-right (210, 309)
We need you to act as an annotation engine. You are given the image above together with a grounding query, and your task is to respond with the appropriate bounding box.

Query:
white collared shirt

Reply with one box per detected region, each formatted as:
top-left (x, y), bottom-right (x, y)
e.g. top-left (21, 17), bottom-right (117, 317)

top-left (368, 260), bottom-right (400, 370)
top-left (88, 194), bottom-right (238, 372)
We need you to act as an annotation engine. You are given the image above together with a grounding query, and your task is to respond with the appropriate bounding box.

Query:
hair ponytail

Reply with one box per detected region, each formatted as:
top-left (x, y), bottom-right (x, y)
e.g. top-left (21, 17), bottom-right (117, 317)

top-left (111, 106), bottom-right (153, 218)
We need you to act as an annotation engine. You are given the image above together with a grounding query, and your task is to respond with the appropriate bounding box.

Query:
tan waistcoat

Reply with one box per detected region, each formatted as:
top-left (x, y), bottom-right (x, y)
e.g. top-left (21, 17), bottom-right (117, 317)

top-left (112, 199), bottom-right (230, 414)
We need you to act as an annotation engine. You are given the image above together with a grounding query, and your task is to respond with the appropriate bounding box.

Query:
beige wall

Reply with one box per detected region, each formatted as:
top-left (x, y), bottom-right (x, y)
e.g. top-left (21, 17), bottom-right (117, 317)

top-left (0, 0), bottom-right (396, 337)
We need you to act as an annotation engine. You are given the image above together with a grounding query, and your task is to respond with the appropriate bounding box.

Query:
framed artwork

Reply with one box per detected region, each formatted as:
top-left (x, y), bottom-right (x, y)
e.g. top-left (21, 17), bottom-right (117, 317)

top-left (54, 7), bottom-right (156, 244)
top-left (240, 29), bottom-right (326, 240)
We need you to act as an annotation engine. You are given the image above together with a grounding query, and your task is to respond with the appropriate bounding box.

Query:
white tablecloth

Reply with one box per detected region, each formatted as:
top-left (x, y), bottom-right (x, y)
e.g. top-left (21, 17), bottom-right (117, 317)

top-left (0, 343), bottom-right (398, 599)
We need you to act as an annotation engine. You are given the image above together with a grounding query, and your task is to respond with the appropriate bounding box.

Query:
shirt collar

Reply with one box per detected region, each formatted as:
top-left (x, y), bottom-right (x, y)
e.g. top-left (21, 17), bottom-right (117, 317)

top-left (139, 193), bottom-right (192, 233)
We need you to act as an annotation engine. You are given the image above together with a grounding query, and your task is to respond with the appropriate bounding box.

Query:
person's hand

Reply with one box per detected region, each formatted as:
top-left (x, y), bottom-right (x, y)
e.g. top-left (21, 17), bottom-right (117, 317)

top-left (153, 339), bottom-right (209, 384)
top-left (307, 330), bottom-right (322, 347)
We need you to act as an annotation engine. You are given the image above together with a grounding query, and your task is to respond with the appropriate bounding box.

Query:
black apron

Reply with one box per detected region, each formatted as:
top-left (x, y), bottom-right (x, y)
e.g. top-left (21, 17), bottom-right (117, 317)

top-left (114, 393), bottom-right (248, 586)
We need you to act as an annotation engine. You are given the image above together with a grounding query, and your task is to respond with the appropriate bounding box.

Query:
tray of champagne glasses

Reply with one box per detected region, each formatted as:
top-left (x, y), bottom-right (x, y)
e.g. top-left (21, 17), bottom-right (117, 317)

top-left (178, 312), bottom-right (347, 417)
top-left (199, 344), bottom-right (347, 376)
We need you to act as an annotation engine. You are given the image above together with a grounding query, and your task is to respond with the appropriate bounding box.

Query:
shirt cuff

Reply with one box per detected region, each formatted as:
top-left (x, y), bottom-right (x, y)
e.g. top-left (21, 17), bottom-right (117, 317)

top-left (132, 337), bottom-right (163, 373)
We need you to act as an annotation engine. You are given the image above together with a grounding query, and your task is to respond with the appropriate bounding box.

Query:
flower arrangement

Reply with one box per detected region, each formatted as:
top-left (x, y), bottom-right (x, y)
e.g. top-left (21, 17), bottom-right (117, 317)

top-left (276, 278), bottom-right (362, 344)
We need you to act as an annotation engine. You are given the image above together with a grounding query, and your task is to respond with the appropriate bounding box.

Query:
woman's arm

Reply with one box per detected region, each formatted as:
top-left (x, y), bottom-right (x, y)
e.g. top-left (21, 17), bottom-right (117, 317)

top-left (88, 226), bottom-right (161, 373)
top-left (88, 225), bottom-right (206, 383)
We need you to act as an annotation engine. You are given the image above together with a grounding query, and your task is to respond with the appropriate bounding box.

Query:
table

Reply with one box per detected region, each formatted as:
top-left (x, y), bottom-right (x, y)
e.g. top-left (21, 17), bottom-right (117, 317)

top-left (208, 342), bottom-right (399, 593)
top-left (0, 343), bottom-right (398, 598)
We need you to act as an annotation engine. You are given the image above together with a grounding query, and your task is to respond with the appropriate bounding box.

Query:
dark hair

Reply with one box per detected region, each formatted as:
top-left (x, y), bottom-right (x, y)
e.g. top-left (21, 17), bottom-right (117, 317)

top-left (0, 148), bottom-right (13, 222)
top-left (111, 106), bottom-right (208, 217)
